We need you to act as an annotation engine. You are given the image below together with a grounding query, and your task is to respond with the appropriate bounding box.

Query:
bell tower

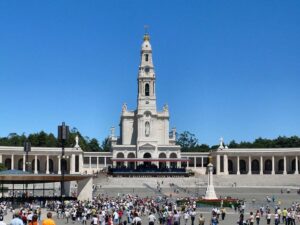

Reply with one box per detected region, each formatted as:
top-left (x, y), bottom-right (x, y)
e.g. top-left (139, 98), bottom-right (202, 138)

top-left (137, 32), bottom-right (157, 114)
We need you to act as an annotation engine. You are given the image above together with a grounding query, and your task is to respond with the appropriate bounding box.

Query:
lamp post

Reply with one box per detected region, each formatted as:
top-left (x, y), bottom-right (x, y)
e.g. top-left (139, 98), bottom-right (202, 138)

top-left (57, 122), bottom-right (69, 208)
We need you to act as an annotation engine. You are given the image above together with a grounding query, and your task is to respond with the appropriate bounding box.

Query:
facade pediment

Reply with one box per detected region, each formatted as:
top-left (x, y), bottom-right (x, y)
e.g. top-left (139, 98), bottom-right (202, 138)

top-left (139, 143), bottom-right (156, 150)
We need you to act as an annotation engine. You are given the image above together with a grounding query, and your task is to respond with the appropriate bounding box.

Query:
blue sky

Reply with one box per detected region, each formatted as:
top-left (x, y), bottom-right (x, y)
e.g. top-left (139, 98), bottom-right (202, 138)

top-left (0, 1), bottom-right (299, 145)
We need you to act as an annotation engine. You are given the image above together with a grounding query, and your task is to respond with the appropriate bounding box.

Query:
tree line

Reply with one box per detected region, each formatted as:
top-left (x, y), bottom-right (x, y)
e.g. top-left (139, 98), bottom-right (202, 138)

top-left (0, 130), bottom-right (299, 152)
top-left (0, 128), bottom-right (110, 152)
top-left (176, 131), bottom-right (300, 152)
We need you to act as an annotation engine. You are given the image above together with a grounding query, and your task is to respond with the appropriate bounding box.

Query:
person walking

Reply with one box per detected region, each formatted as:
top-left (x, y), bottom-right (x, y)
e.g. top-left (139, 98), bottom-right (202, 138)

top-left (198, 214), bottom-right (205, 225)
top-left (42, 212), bottom-right (56, 225)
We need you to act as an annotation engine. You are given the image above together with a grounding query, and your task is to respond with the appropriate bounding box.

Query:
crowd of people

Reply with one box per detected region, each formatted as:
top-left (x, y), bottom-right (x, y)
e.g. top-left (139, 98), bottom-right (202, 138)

top-left (0, 192), bottom-right (299, 225)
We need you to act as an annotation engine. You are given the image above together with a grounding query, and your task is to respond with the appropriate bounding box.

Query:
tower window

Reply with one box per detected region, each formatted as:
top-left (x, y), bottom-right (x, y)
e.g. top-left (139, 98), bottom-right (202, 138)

top-left (145, 54), bottom-right (149, 62)
top-left (145, 83), bottom-right (150, 96)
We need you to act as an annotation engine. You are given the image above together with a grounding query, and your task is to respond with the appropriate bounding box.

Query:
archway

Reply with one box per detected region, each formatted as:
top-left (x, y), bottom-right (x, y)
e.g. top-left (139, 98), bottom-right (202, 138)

top-left (264, 159), bottom-right (272, 174)
top-left (143, 152), bottom-right (152, 167)
top-left (61, 159), bottom-right (67, 173)
top-left (278, 159), bottom-right (284, 173)
top-left (228, 160), bottom-right (233, 174)
top-left (159, 153), bottom-right (167, 169)
top-left (18, 158), bottom-right (23, 170)
top-left (239, 160), bottom-right (247, 174)
top-left (116, 152), bottom-right (125, 168)
top-left (251, 159), bottom-right (259, 174)
top-left (4, 158), bottom-right (11, 170)
top-left (169, 153), bottom-right (177, 168)
top-left (291, 159), bottom-right (300, 173)
top-left (127, 153), bottom-right (135, 169)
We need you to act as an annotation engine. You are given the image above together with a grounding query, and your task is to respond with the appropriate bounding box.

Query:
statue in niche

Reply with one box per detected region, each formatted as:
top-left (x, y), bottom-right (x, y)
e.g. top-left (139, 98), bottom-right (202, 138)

top-left (163, 104), bottom-right (169, 112)
top-left (145, 121), bottom-right (150, 137)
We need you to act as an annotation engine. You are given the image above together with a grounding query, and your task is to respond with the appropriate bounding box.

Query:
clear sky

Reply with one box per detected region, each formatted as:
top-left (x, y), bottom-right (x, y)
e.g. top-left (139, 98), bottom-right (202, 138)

top-left (0, 1), bottom-right (300, 146)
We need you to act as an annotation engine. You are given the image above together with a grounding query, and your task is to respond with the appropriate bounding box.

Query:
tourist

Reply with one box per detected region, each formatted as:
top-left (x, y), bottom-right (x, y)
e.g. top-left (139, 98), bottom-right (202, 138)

top-left (148, 212), bottom-right (156, 225)
top-left (221, 207), bottom-right (226, 220)
top-left (198, 214), bottom-right (205, 225)
top-left (237, 213), bottom-right (245, 225)
top-left (173, 210), bottom-right (180, 225)
top-left (266, 210), bottom-right (271, 225)
top-left (255, 210), bottom-right (260, 225)
top-left (0, 215), bottom-right (6, 225)
top-left (190, 209), bottom-right (196, 225)
top-left (274, 211), bottom-right (279, 225)
top-left (11, 212), bottom-right (24, 225)
top-left (211, 212), bottom-right (218, 225)
top-left (184, 211), bottom-right (189, 225)
top-left (132, 212), bottom-right (142, 225)
top-left (42, 212), bottom-right (56, 225)
top-left (29, 215), bottom-right (38, 225)
top-left (91, 214), bottom-right (98, 225)
top-left (282, 208), bottom-right (288, 223)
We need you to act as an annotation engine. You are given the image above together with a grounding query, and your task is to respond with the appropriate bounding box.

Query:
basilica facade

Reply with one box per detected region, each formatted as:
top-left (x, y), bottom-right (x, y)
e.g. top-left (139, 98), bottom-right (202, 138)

top-left (0, 34), bottom-right (299, 177)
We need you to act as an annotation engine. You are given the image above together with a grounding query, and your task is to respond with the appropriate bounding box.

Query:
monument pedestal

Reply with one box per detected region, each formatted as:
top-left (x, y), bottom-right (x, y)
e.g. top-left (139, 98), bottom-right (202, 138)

top-left (203, 162), bottom-right (218, 200)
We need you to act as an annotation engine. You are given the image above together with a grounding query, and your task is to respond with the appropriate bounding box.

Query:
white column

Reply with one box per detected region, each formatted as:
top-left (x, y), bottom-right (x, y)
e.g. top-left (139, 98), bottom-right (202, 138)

top-left (194, 157), bottom-right (196, 169)
top-left (224, 155), bottom-right (228, 175)
top-left (70, 154), bottom-right (75, 174)
top-left (104, 157), bottom-right (107, 167)
top-left (272, 156), bottom-right (275, 175)
top-left (46, 155), bottom-right (50, 174)
top-left (0, 154), bottom-right (2, 164)
top-left (23, 154), bottom-right (26, 172)
top-left (89, 157), bottom-right (92, 169)
top-left (96, 157), bottom-right (99, 170)
top-left (237, 156), bottom-right (240, 175)
top-left (201, 157), bottom-right (204, 168)
top-left (34, 155), bottom-right (38, 174)
top-left (11, 154), bottom-right (14, 170)
top-left (58, 156), bottom-right (61, 175)
top-left (260, 156), bottom-right (263, 175)
top-left (283, 156), bottom-right (287, 175)
top-left (216, 155), bottom-right (220, 175)
top-left (295, 156), bottom-right (299, 175)
top-left (248, 156), bottom-right (252, 175)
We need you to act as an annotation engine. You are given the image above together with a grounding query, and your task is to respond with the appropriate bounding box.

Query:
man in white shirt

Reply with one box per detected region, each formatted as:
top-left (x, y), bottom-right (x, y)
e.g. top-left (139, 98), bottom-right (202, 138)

top-left (148, 212), bottom-right (156, 225)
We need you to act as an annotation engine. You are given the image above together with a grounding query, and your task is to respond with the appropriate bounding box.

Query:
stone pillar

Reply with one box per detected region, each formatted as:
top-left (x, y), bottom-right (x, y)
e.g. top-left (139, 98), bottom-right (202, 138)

top-left (224, 155), bottom-right (228, 175)
top-left (272, 156), bottom-right (275, 175)
top-left (260, 156), bottom-right (263, 175)
top-left (295, 156), bottom-right (299, 175)
top-left (79, 154), bottom-right (83, 173)
top-left (11, 154), bottom-right (14, 170)
top-left (104, 157), bottom-right (107, 167)
top-left (201, 157), bottom-right (204, 168)
top-left (46, 155), bottom-right (50, 174)
top-left (216, 155), bottom-right (220, 175)
top-left (248, 156), bottom-right (252, 175)
top-left (0, 154), bottom-right (2, 164)
top-left (34, 155), bottom-right (38, 174)
top-left (96, 157), bottom-right (99, 170)
top-left (23, 154), bottom-right (26, 172)
top-left (70, 154), bottom-right (75, 174)
top-left (194, 157), bottom-right (196, 169)
top-left (237, 156), bottom-right (240, 175)
top-left (283, 156), bottom-right (287, 175)
top-left (89, 157), bottom-right (91, 169)
top-left (58, 156), bottom-right (61, 175)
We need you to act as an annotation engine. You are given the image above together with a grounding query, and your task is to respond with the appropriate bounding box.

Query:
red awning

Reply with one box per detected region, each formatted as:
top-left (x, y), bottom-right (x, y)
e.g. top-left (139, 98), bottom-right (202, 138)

top-left (111, 158), bottom-right (190, 162)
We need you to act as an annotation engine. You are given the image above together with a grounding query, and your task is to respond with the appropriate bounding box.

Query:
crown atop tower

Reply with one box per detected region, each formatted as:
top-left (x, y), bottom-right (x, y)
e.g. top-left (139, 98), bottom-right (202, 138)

top-left (141, 34), bottom-right (152, 51)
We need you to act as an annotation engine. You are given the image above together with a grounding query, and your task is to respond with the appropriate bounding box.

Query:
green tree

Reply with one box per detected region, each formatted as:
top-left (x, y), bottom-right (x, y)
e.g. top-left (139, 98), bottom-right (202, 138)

top-left (101, 137), bottom-right (110, 152)
top-left (88, 138), bottom-right (101, 152)
top-left (176, 131), bottom-right (198, 151)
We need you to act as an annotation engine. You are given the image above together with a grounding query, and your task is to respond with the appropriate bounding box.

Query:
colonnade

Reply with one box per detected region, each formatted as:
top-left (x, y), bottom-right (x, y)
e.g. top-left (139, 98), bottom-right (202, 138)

top-left (216, 154), bottom-right (299, 175)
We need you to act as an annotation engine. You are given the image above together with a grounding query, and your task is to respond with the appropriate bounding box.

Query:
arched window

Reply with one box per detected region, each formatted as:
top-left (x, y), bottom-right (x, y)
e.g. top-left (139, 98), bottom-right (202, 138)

top-left (145, 54), bottom-right (149, 62)
top-left (5, 158), bottom-right (11, 170)
top-left (145, 83), bottom-right (150, 96)
top-left (251, 160), bottom-right (259, 174)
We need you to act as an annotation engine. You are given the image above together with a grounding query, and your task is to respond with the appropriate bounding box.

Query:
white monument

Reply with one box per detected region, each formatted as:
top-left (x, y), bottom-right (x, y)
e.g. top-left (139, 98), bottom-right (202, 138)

top-left (204, 156), bottom-right (218, 199)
